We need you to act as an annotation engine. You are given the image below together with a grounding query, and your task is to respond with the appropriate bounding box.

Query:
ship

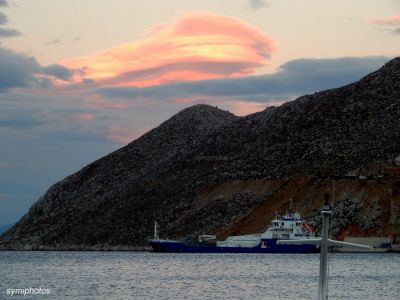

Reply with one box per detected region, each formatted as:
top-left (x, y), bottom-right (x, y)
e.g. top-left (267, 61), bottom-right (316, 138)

top-left (149, 205), bottom-right (319, 253)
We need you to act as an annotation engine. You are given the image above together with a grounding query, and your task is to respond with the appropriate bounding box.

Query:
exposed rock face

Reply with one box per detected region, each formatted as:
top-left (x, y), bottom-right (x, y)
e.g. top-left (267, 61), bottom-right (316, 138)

top-left (214, 177), bottom-right (400, 241)
top-left (1, 58), bottom-right (400, 250)
top-left (307, 197), bottom-right (382, 238)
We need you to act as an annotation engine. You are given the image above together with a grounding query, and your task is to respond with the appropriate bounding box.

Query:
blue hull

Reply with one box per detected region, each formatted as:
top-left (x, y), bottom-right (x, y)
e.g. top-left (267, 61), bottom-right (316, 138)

top-left (149, 239), bottom-right (318, 254)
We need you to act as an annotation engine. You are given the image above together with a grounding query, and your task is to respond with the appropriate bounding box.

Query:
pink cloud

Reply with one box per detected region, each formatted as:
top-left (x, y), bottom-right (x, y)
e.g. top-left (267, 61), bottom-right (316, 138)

top-left (105, 126), bottom-right (150, 145)
top-left (228, 101), bottom-right (267, 116)
top-left (173, 95), bottom-right (285, 116)
top-left (0, 194), bottom-right (12, 200)
top-left (0, 163), bottom-right (15, 169)
top-left (61, 12), bottom-right (276, 88)
top-left (76, 112), bottom-right (95, 121)
top-left (85, 94), bottom-right (132, 110)
top-left (225, 100), bottom-right (286, 116)
top-left (370, 15), bottom-right (400, 26)
top-left (64, 112), bottom-right (95, 122)
top-left (217, 99), bottom-right (286, 116)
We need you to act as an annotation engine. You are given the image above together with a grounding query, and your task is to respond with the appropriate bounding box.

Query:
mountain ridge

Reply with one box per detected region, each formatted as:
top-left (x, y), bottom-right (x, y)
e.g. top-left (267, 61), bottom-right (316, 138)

top-left (1, 57), bottom-right (400, 250)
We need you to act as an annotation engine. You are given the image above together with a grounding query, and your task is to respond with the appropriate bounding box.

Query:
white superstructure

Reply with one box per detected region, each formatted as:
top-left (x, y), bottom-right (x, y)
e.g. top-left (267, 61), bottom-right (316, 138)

top-left (261, 211), bottom-right (315, 240)
top-left (216, 208), bottom-right (315, 248)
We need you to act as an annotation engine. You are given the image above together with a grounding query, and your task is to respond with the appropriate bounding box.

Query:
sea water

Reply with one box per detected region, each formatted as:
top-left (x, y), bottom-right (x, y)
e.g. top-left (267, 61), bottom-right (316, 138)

top-left (0, 251), bottom-right (399, 299)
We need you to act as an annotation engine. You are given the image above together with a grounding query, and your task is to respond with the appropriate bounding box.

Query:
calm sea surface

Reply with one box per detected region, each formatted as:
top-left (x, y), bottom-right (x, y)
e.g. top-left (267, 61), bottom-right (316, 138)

top-left (0, 251), bottom-right (399, 299)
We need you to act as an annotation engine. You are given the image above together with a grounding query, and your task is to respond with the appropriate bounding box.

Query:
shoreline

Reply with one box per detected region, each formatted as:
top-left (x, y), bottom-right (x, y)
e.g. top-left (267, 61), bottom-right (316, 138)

top-left (0, 245), bottom-right (153, 252)
top-left (1, 248), bottom-right (399, 253)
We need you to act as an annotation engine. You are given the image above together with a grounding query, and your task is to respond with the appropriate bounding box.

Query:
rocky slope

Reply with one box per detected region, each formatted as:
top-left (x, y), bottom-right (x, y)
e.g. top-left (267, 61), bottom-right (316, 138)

top-left (1, 58), bottom-right (400, 250)
top-left (212, 175), bottom-right (400, 241)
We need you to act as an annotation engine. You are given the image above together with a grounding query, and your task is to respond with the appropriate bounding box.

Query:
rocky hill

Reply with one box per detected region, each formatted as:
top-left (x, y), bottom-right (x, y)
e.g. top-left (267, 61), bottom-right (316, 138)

top-left (1, 57), bottom-right (400, 250)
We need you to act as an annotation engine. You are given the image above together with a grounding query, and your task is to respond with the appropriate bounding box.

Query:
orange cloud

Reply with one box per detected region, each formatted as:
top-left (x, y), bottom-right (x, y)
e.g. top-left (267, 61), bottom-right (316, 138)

top-left (0, 193), bottom-right (12, 200)
top-left (173, 95), bottom-right (285, 116)
top-left (370, 15), bottom-right (400, 26)
top-left (62, 12), bottom-right (276, 88)
top-left (105, 126), bottom-right (149, 145)
top-left (76, 112), bottom-right (95, 121)
top-left (228, 101), bottom-right (266, 116)
top-left (61, 112), bottom-right (95, 123)
top-left (0, 162), bottom-right (15, 169)
top-left (85, 94), bottom-right (132, 110)
top-left (227, 100), bottom-right (287, 116)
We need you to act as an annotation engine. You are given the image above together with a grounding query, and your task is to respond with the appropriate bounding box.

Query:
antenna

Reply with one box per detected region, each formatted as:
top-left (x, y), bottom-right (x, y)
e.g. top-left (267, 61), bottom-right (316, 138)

top-left (154, 220), bottom-right (159, 240)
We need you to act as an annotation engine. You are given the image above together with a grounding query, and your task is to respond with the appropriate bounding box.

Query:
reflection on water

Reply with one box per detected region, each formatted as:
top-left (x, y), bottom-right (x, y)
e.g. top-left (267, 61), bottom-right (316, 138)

top-left (0, 251), bottom-right (399, 299)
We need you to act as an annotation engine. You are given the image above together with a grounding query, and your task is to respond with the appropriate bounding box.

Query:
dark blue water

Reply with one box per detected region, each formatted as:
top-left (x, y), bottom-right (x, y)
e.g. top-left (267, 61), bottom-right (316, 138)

top-left (0, 251), bottom-right (399, 299)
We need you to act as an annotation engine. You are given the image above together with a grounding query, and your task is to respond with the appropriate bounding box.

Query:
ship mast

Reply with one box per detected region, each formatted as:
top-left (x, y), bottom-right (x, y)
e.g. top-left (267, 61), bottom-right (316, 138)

top-left (154, 220), bottom-right (159, 240)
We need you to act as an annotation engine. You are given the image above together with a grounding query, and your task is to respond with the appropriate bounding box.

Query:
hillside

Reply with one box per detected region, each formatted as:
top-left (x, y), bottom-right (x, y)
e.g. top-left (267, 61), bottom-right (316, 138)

top-left (1, 57), bottom-right (400, 250)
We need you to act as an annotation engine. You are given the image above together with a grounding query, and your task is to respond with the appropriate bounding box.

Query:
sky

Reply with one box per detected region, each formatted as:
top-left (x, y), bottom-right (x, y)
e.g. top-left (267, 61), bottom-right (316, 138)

top-left (0, 0), bottom-right (399, 225)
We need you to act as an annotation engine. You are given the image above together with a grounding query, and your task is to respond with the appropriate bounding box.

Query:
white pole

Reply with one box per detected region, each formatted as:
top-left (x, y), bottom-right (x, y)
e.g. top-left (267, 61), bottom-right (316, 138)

top-left (319, 194), bottom-right (332, 300)
top-left (154, 220), bottom-right (159, 240)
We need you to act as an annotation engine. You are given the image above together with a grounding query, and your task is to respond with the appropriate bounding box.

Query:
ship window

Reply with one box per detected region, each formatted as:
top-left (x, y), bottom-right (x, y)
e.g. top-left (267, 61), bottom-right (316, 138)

top-left (281, 222), bottom-right (284, 226)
